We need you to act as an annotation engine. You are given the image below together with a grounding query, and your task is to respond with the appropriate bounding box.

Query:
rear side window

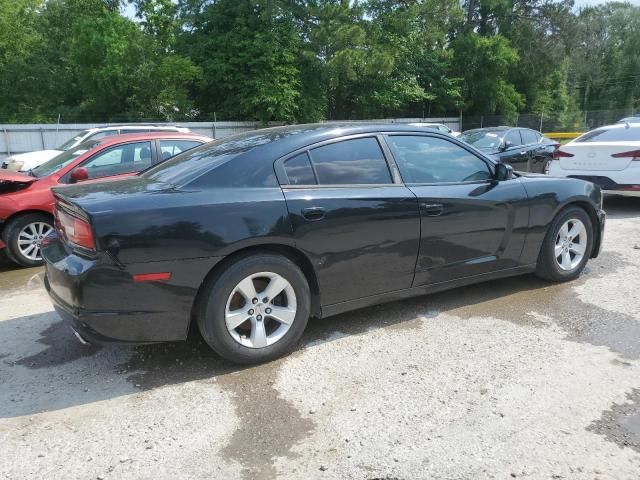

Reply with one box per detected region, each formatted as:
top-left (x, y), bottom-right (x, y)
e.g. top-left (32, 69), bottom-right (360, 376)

top-left (309, 137), bottom-right (392, 185)
top-left (575, 127), bottom-right (640, 142)
top-left (387, 135), bottom-right (491, 184)
top-left (504, 130), bottom-right (522, 147)
top-left (284, 152), bottom-right (316, 185)
top-left (520, 129), bottom-right (538, 145)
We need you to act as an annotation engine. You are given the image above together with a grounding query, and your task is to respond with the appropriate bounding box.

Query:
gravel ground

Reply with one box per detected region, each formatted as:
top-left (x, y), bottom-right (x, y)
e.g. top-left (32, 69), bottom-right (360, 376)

top-left (1, 196), bottom-right (639, 480)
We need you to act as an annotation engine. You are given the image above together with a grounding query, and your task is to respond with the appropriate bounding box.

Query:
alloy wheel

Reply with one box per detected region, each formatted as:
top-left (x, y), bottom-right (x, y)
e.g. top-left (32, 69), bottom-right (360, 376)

top-left (17, 222), bottom-right (53, 262)
top-left (224, 271), bottom-right (297, 349)
top-left (554, 218), bottom-right (587, 271)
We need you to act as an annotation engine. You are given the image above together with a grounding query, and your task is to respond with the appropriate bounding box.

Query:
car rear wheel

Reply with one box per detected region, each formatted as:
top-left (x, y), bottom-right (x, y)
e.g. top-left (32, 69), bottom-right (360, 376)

top-left (3, 213), bottom-right (54, 268)
top-left (535, 206), bottom-right (593, 282)
top-left (196, 253), bottom-right (311, 364)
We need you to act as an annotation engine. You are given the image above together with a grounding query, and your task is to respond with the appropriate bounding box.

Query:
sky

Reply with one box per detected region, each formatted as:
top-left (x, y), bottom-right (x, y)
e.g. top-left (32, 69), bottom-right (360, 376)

top-left (573, 0), bottom-right (640, 7)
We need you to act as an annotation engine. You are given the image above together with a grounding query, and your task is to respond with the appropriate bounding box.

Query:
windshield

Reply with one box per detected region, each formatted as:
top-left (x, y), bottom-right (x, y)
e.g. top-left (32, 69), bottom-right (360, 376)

top-left (32, 140), bottom-right (99, 177)
top-left (57, 130), bottom-right (90, 150)
top-left (460, 131), bottom-right (503, 151)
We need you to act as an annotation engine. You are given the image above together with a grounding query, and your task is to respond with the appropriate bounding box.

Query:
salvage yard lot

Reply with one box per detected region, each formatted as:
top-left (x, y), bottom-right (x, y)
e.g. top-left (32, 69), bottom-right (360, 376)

top-left (1, 197), bottom-right (639, 480)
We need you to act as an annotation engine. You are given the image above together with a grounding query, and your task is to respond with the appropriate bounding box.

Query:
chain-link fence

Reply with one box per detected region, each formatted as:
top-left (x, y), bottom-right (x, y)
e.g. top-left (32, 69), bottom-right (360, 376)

top-left (461, 108), bottom-right (638, 133)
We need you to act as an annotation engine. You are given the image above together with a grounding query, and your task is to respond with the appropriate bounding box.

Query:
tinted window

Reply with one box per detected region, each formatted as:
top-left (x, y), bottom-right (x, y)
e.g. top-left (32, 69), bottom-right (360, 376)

top-left (387, 136), bottom-right (491, 184)
top-left (520, 129), bottom-right (538, 145)
top-left (284, 152), bottom-right (316, 185)
top-left (504, 130), bottom-right (522, 147)
top-left (81, 141), bottom-right (152, 179)
top-left (309, 137), bottom-right (392, 185)
top-left (159, 140), bottom-right (202, 161)
top-left (575, 126), bottom-right (640, 142)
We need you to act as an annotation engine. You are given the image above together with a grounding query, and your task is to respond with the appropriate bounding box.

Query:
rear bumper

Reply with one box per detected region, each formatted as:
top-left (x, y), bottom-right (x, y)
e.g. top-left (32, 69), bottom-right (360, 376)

top-left (42, 235), bottom-right (221, 345)
top-left (565, 175), bottom-right (640, 195)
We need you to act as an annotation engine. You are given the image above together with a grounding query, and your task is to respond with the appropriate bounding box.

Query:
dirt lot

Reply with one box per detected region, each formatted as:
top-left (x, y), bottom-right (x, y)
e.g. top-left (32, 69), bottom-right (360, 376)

top-left (1, 196), bottom-right (639, 480)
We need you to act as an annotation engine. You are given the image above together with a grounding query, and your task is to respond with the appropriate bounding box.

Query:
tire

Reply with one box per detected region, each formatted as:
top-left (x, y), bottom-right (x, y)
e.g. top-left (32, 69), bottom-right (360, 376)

top-left (196, 253), bottom-right (311, 364)
top-left (2, 213), bottom-right (54, 268)
top-left (535, 206), bottom-right (593, 282)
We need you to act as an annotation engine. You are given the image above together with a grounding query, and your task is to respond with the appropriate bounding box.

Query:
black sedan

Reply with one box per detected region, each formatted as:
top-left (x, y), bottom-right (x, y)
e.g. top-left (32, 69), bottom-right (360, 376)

top-left (42, 124), bottom-right (605, 364)
top-left (461, 126), bottom-right (558, 173)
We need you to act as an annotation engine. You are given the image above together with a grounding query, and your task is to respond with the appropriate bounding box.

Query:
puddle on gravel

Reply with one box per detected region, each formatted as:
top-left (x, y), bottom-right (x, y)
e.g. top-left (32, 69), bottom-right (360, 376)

top-left (588, 388), bottom-right (640, 453)
top-left (16, 320), bottom-right (100, 368)
top-left (119, 333), bottom-right (314, 480)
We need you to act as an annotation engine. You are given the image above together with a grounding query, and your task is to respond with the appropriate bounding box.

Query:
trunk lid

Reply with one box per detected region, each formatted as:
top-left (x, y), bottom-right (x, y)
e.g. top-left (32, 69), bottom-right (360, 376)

top-left (559, 142), bottom-right (640, 171)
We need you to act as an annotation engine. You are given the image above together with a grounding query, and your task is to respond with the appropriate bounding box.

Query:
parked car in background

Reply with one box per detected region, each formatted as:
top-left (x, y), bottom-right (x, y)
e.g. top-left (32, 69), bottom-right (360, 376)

top-left (0, 132), bottom-right (211, 267)
top-left (1, 124), bottom-right (191, 172)
top-left (409, 122), bottom-right (460, 136)
top-left (547, 123), bottom-right (640, 197)
top-left (460, 127), bottom-right (558, 173)
top-left (617, 114), bottom-right (640, 124)
top-left (42, 124), bottom-right (604, 364)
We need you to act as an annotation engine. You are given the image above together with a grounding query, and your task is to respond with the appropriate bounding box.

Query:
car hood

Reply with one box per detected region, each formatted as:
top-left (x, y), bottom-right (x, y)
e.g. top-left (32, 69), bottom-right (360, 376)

top-left (0, 171), bottom-right (37, 194)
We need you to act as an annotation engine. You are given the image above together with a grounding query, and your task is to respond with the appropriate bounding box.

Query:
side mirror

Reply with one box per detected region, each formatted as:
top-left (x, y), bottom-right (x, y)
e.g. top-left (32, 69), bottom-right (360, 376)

top-left (69, 167), bottom-right (89, 183)
top-left (500, 140), bottom-right (513, 152)
top-left (495, 162), bottom-right (513, 181)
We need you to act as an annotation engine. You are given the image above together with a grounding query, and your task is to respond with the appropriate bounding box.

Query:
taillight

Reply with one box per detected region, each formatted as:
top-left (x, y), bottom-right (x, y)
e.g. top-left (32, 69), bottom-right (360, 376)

top-left (54, 207), bottom-right (96, 251)
top-left (553, 150), bottom-right (574, 160)
top-left (611, 149), bottom-right (640, 160)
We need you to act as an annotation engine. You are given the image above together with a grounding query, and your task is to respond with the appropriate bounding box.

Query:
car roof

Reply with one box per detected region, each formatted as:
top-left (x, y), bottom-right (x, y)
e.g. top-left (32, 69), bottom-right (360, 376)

top-left (86, 125), bottom-right (188, 133)
top-left (94, 132), bottom-right (211, 147)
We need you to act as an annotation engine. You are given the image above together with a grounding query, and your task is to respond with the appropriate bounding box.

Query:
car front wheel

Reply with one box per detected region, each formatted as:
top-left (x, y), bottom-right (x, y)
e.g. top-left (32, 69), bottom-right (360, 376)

top-left (3, 213), bottom-right (54, 268)
top-left (197, 253), bottom-right (311, 364)
top-left (536, 206), bottom-right (593, 282)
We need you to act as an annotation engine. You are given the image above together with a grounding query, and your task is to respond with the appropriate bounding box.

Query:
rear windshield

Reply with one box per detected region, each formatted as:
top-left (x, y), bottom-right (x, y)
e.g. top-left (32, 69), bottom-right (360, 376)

top-left (32, 140), bottom-right (99, 177)
top-left (574, 127), bottom-right (640, 142)
top-left (142, 132), bottom-right (272, 186)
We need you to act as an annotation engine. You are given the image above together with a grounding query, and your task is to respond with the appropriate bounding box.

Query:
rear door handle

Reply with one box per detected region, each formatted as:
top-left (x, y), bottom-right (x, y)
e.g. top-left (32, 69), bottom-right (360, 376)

top-left (301, 207), bottom-right (326, 221)
top-left (421, 203), bottom-right (444, 216)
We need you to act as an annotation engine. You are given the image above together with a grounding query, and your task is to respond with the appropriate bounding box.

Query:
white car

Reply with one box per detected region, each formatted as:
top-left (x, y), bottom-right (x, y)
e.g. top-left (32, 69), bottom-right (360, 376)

top-left (2, 124), bottom-right (190, 172)
top-left (408, 122), bottom-right (461, 136)
top-left (548, 123), bottom-right (640, 197)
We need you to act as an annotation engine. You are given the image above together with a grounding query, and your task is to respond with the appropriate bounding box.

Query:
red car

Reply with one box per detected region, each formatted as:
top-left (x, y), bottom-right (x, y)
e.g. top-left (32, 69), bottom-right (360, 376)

top-left (0, 132), bottom-right (211, 267)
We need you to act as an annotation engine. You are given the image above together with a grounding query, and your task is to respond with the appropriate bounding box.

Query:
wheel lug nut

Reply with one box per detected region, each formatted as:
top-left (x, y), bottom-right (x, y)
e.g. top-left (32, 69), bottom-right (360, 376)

top-left (265, 308), bottom-right (272, 314)
top-left (248, 309), bottom-right (254, 315)
top-left (256, 315), bottom-right (262, 321)
top-left (263, 297), bottom-right (269, 303)
top-left (252, 298), bottom-right (258, 304)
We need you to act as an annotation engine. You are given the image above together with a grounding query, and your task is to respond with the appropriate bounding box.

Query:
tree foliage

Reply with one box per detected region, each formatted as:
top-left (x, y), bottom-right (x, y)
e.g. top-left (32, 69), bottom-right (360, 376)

top-left (1, 0), bottom-right (639, 123)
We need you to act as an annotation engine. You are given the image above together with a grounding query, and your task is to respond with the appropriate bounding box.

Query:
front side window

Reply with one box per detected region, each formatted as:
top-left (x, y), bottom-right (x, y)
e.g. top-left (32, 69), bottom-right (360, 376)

top-left (386, 135), bottom-right (492, 184)
top-left (32, 141), bottom-right (100, 177)
top-left (308, 137), bottom-right (392, 185)
top-left (159, 140), bottom-right (202, 161)
top-left (520, 129), bottom-right (538, 145)
top-left (504, 130), bottom-right (523, 147)
top-left (80, 141), bottom-right (152, 179)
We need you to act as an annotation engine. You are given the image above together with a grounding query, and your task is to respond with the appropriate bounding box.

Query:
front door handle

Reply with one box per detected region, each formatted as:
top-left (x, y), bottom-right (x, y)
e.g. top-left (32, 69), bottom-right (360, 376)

top-left (421, 203), bottom-right (444, 217)
top-left (301, 207), bottom-right (326, 221)
top-left (520, 151), bottom-right (528, 155)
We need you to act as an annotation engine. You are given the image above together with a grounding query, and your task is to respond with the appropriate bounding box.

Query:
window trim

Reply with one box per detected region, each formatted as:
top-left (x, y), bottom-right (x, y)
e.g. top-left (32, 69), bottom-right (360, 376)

top-left (381, 133), bottom-right (497, 186)
top-left (274, 133), bottom-right (402, 188)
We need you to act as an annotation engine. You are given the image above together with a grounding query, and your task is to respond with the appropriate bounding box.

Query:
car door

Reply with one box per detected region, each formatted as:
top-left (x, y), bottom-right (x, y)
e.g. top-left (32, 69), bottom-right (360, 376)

top-left (384, 134), bottom-right (529, 286)
top-left (520, 129), bottom-right (545, 172)
top-left (499, 129), bottom-right (530, 171)
top-left (277, 135), bottom-right (421, 306)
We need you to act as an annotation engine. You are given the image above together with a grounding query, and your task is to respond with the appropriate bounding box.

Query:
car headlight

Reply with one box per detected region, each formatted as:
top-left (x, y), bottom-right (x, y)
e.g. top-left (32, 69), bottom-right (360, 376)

top-left (6, 160), bottom-right (24, 171)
